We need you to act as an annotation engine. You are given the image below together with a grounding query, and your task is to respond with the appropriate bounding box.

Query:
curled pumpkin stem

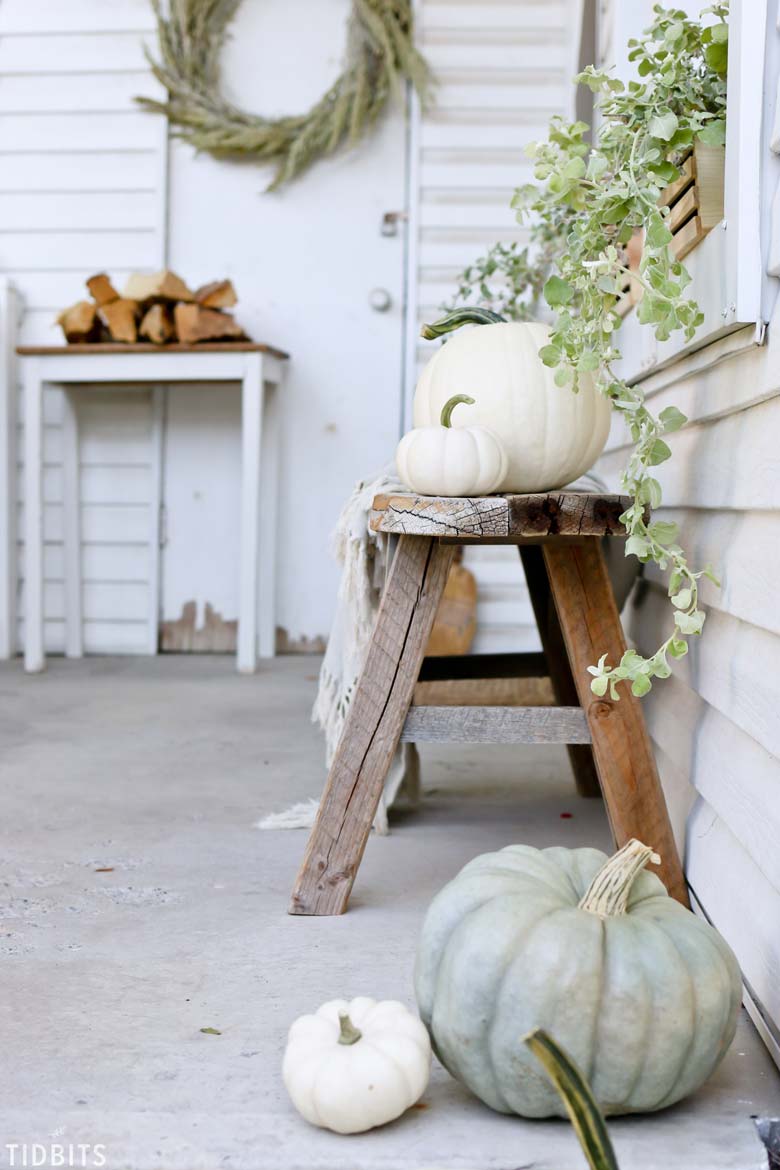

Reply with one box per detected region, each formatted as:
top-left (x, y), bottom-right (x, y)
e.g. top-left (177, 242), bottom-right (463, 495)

top-left (579, 839), bottom-right (662, 918)
top-left (523, 1028), bottom-right (620, 1170)
top-left (421, 307), bottom-right (505, 339)
top-left (440, 394), bottom-right (476, 427)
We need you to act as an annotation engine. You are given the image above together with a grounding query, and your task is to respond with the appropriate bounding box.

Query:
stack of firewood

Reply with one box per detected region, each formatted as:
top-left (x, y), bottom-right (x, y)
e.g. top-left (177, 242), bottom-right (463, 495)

top-left (56, 270), bottom-right (249, 346)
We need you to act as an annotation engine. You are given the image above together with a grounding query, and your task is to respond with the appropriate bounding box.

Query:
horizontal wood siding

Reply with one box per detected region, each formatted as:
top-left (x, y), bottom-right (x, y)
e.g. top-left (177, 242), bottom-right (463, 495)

top-left (412, 0), bottom-right (574, 654)
top-left (1, 0), bottom-right (166, 654)
top-left (595, 309), bottom-right (780, 1052)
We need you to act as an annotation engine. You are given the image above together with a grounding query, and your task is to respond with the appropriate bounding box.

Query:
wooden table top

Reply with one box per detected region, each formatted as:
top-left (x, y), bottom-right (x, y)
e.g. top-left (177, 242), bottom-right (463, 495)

top-left (16, 341), bottom-right (290, 360)
top-left (371, 490), bottom-right (634, 539)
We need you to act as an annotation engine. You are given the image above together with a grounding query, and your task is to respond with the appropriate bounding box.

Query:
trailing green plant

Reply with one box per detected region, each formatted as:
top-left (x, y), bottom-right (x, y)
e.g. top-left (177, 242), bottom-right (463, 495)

top-left (449, 3), bottom-right (728, 698)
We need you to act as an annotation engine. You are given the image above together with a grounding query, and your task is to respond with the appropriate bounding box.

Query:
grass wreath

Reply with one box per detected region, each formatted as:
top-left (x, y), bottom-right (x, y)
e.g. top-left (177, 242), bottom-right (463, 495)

top-left (138, 0), bottom-right (431, 190)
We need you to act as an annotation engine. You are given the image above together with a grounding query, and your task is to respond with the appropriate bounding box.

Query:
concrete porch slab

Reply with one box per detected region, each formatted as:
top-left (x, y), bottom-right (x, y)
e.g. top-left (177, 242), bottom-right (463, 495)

top-left (0, 656), bottom-right (777, 1170)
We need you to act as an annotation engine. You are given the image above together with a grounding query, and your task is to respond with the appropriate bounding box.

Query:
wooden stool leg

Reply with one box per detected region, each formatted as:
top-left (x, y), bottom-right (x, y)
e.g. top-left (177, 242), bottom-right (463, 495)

top-left (543, 539), bottom-right (689, 907)
top-left (289, 537), bottom-right (455, 915)
top-left (519, 545), bottom-right (601, 798)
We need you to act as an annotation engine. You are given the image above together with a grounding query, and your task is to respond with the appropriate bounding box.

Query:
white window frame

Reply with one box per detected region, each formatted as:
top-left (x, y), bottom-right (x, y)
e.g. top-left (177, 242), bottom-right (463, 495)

top-left (592, 0), bottom-right (768, 383)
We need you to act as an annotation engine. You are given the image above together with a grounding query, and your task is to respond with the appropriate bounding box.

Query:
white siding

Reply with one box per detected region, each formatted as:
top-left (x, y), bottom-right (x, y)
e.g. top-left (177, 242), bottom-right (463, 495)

top-left (0, 0), bottom-right (167, 654)
top-left (408, 0), bottom-right (577, 652)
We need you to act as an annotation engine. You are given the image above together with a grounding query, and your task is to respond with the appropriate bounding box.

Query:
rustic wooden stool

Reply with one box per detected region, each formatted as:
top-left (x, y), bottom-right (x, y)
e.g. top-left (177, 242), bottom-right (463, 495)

top-left (290, 490), bottom-right (687, 916)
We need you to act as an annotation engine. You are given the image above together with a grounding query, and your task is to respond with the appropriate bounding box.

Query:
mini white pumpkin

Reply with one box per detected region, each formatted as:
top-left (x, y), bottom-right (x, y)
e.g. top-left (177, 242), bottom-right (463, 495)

top-left (282, 997), bottom-right (431, 1134)
top-left (415, 311), bottom-right (611, 493)
top-left (396, 393), bottom-right (508, 496)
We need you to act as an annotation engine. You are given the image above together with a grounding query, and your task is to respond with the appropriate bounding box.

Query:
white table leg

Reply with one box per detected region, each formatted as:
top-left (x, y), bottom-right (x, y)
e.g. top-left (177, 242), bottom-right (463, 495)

top-left (23, 365), bottom-right (45, 672)
top-left (62, 389), bottom-right (83, 658)
top-left (258, 376), bottom-right (280, 659)
top-left (238, 355), bottom-right (264, 673)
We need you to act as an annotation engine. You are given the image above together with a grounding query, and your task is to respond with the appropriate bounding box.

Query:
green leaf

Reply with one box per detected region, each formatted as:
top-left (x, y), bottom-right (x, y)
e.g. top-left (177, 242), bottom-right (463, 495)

top-left (674, 610), bottom-right (705, 635)
top-left (648, 110), bottom-right (679, 142)
top-left (200, 1027), bottom-right (222, 1036)
top-left (649, 519), bottom-right (679, 545)
top-left (659, 405), bottom-right (687, 432)
top-left (590, 675), bottom-right (609, 697)
top-left (697, 119), bottom-right (727, 146)
top-left (577, 351), bottom-right (600, 372)
top-left (625, 534), bottom-right (650, 560)
top-left (672, 587), bottom-right (692, 609)
top-left (544, 275), bottom-right (575, 307)
top-left (645, 214), bottom-right (673, 250)
top-left (631, 674), bottom-right (652, 697)
top-left (705, 40), bottom-right (728, 73)
top-left (539, 344), bottom-right (562, 367)
top-left (648, 438), bottom-right (672, 465)
top-left (669, 638), bottom-right (689, 659)
top-left (555, 365), bottom-right (574, 388)
top-left (637, 477), bottom-right (663, 509)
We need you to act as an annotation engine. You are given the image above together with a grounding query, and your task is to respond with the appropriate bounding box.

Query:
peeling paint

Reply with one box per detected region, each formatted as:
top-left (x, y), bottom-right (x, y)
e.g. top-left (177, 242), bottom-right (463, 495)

top-left (275, 626), bottom-right (327, 655)
top-left (160, 600), bottom-right (238, 653)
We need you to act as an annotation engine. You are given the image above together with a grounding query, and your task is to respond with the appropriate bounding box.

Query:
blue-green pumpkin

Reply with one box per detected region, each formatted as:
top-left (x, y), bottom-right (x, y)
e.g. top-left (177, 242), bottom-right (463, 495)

top-left (415, 840), bottom-right (741, 1118)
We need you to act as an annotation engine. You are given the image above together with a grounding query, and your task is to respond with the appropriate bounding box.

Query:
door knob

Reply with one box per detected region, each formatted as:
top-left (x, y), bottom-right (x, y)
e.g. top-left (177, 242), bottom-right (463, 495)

top-left (369, 288), bottom-right (392, 312)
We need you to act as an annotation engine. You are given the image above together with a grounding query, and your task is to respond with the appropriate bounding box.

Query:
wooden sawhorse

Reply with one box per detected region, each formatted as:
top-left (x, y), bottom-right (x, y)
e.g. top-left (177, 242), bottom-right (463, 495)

top-left (290, 490), bottom-right (687, 915)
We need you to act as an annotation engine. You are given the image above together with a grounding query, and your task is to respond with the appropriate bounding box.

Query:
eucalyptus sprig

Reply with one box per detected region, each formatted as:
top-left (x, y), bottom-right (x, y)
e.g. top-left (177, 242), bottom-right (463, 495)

top-left (453, 3), bottom-right (727, 699)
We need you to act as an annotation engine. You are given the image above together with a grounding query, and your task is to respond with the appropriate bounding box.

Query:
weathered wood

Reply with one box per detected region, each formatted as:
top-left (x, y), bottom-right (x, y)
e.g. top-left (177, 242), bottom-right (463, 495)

top-left (659, 152), bottom-right (696, 207)
top-left (122, 269), bottom-right (194, 304)
top-left (426, 561), bottom-right (477, 656)
top-left (174, 303), bottom-right (247, 345)
top-left (520, 545), bottom-right (601, 798)
top-left (401, 705), bottom-right (590, 744)
top-left (413, 675), bottom-right (554, 707)
top-left (139, 303), bottom-right (174, 345)
top-left (85, 272), bottom-right (119, 307)
top-left (543, 539), bottom-right (689, 906)
top-left (289, 538), bottom-right (455, 915)
top-left (671, 214), bottom-right (707, 260)
top-left (98, 298), bottom-right (139, 344)
top-left (418, 650), bottom-right (547, 682)
top-left (16, 342), bottom-right (289, 359)
top-left (194, 279), bottom-right (237, 309)
top-left (371, 492), bottom-right (633, 539)
top-left (521, 545), bottom-right (601, 795)
top-left (56, 301), bottom-right (99, 343)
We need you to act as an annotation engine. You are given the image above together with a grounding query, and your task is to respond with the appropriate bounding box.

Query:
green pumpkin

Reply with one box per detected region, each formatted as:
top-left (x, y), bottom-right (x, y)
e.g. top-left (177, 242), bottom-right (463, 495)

top-left (414, 840), bottom-right (741, 1118)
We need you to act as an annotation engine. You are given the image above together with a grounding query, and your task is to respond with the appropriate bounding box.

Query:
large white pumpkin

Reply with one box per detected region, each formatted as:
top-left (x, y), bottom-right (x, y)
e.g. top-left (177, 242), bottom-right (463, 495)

top-left (414, 321), bottom-right (611, 493)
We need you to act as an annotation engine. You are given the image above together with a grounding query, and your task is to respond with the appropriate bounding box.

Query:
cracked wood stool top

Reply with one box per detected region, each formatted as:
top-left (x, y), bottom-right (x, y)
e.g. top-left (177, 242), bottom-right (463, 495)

top-left (370, 490), bottom-right (633, 539)
top-left (290, 490), bottom-right (687, 916)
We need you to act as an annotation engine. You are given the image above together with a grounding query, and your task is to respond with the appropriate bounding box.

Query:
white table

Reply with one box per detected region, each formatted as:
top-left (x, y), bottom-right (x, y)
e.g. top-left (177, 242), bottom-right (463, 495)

top-left (16, 342), bottom-right (287, 674)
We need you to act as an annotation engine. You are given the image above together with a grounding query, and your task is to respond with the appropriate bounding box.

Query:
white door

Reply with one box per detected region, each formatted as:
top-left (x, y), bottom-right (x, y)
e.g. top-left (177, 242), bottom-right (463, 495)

top-left (162, 0), bottom-right (408, 651)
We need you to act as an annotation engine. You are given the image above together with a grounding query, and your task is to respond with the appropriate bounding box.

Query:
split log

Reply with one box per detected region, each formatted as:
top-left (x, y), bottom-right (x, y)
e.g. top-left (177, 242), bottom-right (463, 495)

top-left (173, 303), bottom-right (247, 345)
top-left (139, 303), bottom-right (174, 345)
top-left (85, 273), bottom-right (119, 306)
top-left (122, 269), bottom-right (194, 304)
top-left (98, 298), bottom-right (139, 344)
top-left (56, 301), bottom-right (100, 344)
top-left (194, 279), bottom-right (237, 309)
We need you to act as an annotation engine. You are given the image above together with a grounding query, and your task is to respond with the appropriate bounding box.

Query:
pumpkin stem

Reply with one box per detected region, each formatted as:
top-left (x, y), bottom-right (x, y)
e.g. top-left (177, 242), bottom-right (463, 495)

top-left (578, 839), bottom-right (662, 918)
top-left (523, 1028), bottom-right (620, 1170)
top-left (337, 1012), bottom-right (362, 1046)
top-left (420, 308), bottom-right (505, 339)
top-left (440, 394), bottom-right (475, 427)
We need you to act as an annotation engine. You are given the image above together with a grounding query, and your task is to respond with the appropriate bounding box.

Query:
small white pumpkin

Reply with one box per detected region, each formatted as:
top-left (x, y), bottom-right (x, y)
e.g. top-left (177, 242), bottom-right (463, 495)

top-left (282, 997), bottom-right (431, 1134)
top-left (396, 393), bottom-right (508, 496)
top-left (415, 311), bottom-right (611, 493)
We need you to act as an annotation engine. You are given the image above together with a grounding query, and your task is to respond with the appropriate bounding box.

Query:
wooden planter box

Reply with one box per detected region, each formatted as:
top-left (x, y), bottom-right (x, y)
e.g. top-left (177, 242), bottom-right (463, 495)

top-left (616, 141), bottom-right (726, 317)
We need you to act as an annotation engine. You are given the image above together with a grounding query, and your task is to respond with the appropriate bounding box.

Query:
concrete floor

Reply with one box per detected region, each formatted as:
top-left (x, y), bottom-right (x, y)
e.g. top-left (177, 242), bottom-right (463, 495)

top-left (0, 656), bottom-right (777, 1170)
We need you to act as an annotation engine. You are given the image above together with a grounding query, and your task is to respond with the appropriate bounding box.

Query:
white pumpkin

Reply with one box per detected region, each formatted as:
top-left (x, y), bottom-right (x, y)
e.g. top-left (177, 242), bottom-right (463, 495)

top-left (415, 317), bottom-right (611, 493)
top-left (396, 393), bottom-right (508, 496)
top-left (282, 997), bottom-right (431, 1134)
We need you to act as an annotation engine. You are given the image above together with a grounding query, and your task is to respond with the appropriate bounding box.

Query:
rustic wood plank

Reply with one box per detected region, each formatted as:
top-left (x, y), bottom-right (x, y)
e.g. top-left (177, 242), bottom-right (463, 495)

top-left (413, 675), bottom-right (554, 707)
top-left (16, 341), bottom-right (290, 359)
top-left (668, 184), bottom-right (698, 233)
top-left (520, 545), bottom-right (602, 798)
top-left (401, 705), bottom-right (590, 744)
top-left (371, 494), bottom-right (509, 537)
top-left (659, 151), bottom-right (696, 207)
top-left (671, 214), bottom-right (707, 260)
top-left (543, 539), bottom-right (689, 906)
top-left (289, 537), bottom-right (455, 916)
top-left (371, 492), bottom-right (633, 539)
